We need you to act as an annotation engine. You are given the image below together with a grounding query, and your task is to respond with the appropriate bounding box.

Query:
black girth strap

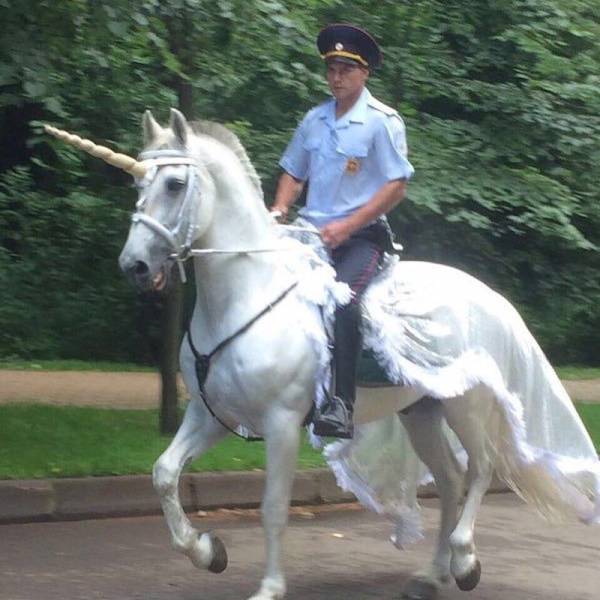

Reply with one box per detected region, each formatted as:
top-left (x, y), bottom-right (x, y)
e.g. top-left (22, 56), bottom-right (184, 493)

top-left (186, 281), bottom-right (299, 440)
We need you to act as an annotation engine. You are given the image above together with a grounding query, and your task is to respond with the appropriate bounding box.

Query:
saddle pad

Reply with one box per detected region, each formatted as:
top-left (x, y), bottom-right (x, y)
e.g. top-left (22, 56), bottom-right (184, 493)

top-left (357, 348), bottom-right (396, 387)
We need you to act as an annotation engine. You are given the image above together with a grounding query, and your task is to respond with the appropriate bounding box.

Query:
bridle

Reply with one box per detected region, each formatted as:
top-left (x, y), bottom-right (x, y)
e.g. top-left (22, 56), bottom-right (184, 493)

top-left (131, 150), bottom-right (318, 284)
top-left (133, 149), bottom-right (202, 283)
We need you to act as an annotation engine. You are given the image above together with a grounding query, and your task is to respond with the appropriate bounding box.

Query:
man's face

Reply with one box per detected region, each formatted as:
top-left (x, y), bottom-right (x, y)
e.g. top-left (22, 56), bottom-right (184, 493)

top-left (326, 61), bottom-right (369, 105)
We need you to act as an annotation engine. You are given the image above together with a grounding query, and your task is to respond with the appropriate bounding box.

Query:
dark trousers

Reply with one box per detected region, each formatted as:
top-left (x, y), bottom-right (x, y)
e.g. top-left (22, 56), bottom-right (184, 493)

top-left (329, 220), bottom-right (387, 403)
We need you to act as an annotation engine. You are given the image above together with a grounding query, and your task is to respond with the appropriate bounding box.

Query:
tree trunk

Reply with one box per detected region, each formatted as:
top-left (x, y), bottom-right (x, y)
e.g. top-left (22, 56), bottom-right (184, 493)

top-left (159, 273), bottom-right (183, 434)
top-left (157, 76), bottom-right (194, 435)
top-left (178, 81), bottom-right (193, 118)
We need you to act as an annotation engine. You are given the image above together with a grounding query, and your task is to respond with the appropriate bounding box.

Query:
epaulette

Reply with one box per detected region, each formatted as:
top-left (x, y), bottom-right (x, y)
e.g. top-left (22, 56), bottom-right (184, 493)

top-left (367, 96), bottom-right (399, 117)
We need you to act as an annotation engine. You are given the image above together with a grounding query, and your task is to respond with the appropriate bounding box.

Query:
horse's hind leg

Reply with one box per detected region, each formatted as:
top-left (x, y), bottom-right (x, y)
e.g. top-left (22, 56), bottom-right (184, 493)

top-left (153, 398), bottom-right (228, 572)
top-left (443, 390), bottom-right (496, 591)
top-left (399, 397), bottom-right (464, 600)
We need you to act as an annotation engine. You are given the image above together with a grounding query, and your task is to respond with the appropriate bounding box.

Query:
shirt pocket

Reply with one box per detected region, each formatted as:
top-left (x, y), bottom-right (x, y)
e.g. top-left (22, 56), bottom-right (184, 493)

top-left (302, 135), bottom-right (325, 172)
top-left (302, 136), bottom-right (322, 153)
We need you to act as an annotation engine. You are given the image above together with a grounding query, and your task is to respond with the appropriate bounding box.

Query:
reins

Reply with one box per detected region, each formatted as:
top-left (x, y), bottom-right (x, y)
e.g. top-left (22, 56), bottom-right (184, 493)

top-left (132, 151), bottom-right (320, 280)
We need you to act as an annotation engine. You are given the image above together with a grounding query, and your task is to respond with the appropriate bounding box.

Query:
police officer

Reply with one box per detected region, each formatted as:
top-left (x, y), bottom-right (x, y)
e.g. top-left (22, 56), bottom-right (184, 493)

top-left (272, 23), bottom-right (414, 438)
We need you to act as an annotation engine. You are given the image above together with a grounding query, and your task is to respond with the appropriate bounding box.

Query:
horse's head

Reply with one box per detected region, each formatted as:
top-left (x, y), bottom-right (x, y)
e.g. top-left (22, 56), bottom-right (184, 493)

top-left (45, 108), bottom-right (267, 294)
top-left (118, 109), bottom-right (217, 293)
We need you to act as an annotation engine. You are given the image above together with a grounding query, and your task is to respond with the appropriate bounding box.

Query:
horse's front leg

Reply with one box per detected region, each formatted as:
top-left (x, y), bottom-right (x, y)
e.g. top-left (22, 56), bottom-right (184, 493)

top-left (153, 398), bottom-right (228, 572)
top-left (248, 407), bottom-right (302, 600)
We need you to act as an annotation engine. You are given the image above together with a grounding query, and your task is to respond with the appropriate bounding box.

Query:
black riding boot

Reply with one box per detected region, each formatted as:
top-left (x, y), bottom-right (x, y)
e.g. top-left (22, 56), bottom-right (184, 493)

top-left (312, 303), bottom-right (361, 439)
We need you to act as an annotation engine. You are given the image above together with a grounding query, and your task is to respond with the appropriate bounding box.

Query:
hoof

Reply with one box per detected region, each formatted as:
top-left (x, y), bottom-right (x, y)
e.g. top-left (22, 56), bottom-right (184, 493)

top-left (401, 577), bottom-right (439, 600)
top-left (207, 533), bottom-right (228, 574)
top-left (455, 560), bottom-right (481, 591)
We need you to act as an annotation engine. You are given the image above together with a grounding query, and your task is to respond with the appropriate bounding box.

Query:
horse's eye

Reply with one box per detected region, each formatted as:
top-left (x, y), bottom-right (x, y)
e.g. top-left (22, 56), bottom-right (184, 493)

top-left (166, 177), bottom-right (186, 192)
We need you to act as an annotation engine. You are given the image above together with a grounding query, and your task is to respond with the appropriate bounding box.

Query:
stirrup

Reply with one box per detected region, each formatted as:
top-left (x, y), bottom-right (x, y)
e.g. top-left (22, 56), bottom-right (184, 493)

top-left (312, 396), bottom-right (354, 439)
top-left (312, 419), bottom-right (354, 439)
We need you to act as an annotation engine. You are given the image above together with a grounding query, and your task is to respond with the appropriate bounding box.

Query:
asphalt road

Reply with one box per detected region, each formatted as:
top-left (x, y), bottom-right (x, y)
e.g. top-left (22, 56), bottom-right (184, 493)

top-left (1, 494), bottom-right (598, 600)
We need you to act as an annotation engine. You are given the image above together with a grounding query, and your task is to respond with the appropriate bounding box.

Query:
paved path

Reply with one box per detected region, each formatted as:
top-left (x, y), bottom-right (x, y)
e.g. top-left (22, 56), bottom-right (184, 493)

top-left (0, 370), bottom-right (170, 408)
top-left (1, 495), bottom-right (598, 600)
top-left (1, 370), bottom-right (599, 408)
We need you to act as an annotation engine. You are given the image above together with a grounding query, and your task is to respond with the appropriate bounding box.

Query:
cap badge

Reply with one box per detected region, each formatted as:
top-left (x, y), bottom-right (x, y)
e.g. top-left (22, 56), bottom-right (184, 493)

top-left (335, 42), bottom-right (344, 51)
top-left (346, 158), bottom-right (360, 174)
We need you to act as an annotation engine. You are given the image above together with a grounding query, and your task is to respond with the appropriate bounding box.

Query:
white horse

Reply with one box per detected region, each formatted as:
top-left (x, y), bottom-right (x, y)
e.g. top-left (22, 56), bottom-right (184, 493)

top-left (45, 110), bottom-right (600, 600)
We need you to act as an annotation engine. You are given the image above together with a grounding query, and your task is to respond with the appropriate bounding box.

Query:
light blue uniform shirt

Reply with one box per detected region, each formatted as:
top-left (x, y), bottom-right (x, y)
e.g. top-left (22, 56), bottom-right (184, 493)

top-left (279, 87), bottom-right (414, 227)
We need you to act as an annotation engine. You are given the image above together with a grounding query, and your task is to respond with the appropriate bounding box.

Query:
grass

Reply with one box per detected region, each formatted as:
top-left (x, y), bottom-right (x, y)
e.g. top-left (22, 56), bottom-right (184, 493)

top-left (555, 366), bottom-right (600, 380)
top-left (0, 404), bottom-right (325, 480)
top-left (0, 402), bottom-right (599, 481)
top-left (0, 359), bottom-right (154, 372)
top-left (575, 403), bottom-right (600, 444)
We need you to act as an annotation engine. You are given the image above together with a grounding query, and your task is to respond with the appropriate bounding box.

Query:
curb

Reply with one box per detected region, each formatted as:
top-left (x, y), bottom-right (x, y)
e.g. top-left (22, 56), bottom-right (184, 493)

top-left (0, 469), bottom-right (510, 525)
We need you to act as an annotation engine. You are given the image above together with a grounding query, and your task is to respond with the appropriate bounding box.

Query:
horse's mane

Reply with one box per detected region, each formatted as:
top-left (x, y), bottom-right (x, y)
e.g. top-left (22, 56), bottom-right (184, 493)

top-left (190, 120), bottom-right (263, 201)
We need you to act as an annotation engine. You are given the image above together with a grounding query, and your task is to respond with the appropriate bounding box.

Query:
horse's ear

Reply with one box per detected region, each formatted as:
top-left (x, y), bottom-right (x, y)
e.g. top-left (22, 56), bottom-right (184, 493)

top-left (142, 110), bottom-right (162, 145)
top-left (169, 108), bottom-right (189, 147)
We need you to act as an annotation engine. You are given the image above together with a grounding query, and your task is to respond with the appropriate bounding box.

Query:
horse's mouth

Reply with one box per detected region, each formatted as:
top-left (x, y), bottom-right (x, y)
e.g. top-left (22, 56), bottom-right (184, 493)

top-left (152, 268), bottom-right (168, 292)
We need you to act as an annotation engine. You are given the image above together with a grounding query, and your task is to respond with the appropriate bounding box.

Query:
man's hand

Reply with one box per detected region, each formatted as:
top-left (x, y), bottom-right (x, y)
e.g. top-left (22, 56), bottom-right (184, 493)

top-left (271, 173), bottom-right (303, 225)
top-left (270, 205), bottom-right (288, 223)
top-left (320, 219), bottom-right (354, 248)
top-left (319, 179), bottom-right (407, 248)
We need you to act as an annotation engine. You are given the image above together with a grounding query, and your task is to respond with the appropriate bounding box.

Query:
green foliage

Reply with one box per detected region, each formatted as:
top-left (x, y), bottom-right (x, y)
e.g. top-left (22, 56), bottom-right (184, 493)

top-left (0, 166), bottom-right (143, 360)
top-left (1, 0), bottom-right (599, 362)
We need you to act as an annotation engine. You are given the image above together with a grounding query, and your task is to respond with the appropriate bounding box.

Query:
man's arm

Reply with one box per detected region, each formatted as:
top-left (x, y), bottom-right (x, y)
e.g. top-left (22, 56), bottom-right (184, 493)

top-left (271, 172), bottom-right (305, 222)
top-left (320, 178), bottom-right (406, 248)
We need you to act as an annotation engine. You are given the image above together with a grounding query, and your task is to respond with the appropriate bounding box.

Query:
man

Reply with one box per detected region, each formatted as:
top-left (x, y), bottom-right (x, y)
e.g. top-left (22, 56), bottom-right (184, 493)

top-left (272, 23), bottom-right (414, 438)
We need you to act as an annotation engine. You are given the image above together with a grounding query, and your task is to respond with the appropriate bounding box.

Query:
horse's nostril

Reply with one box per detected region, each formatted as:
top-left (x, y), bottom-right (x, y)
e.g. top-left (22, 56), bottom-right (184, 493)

top-left (134, 261), bottom-right (149, 276)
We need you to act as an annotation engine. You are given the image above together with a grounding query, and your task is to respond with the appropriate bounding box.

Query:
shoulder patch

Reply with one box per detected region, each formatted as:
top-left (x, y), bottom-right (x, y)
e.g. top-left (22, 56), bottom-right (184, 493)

top-left (367, 96), bottom-right (398, 117)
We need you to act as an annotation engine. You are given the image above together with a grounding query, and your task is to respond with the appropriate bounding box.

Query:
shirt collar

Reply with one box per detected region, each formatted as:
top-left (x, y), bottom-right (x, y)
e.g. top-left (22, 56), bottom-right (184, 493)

top-left (319, 87), bottom-right (371, 129)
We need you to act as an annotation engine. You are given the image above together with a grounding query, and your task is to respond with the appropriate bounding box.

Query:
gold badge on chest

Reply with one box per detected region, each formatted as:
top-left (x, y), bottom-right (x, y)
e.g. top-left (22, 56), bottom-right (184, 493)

top-left (346, 158), bottom-right (360, 174)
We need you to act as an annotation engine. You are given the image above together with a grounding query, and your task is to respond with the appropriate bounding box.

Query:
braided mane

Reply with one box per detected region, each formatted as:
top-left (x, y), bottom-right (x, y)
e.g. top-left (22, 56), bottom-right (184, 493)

top-left (191, 121), bottom-right (263, 201)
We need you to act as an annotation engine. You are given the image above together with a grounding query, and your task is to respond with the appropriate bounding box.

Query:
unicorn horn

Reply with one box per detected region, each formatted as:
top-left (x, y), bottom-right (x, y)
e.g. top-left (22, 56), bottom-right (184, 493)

top-left (44, 125), bottom-right (147, 178)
